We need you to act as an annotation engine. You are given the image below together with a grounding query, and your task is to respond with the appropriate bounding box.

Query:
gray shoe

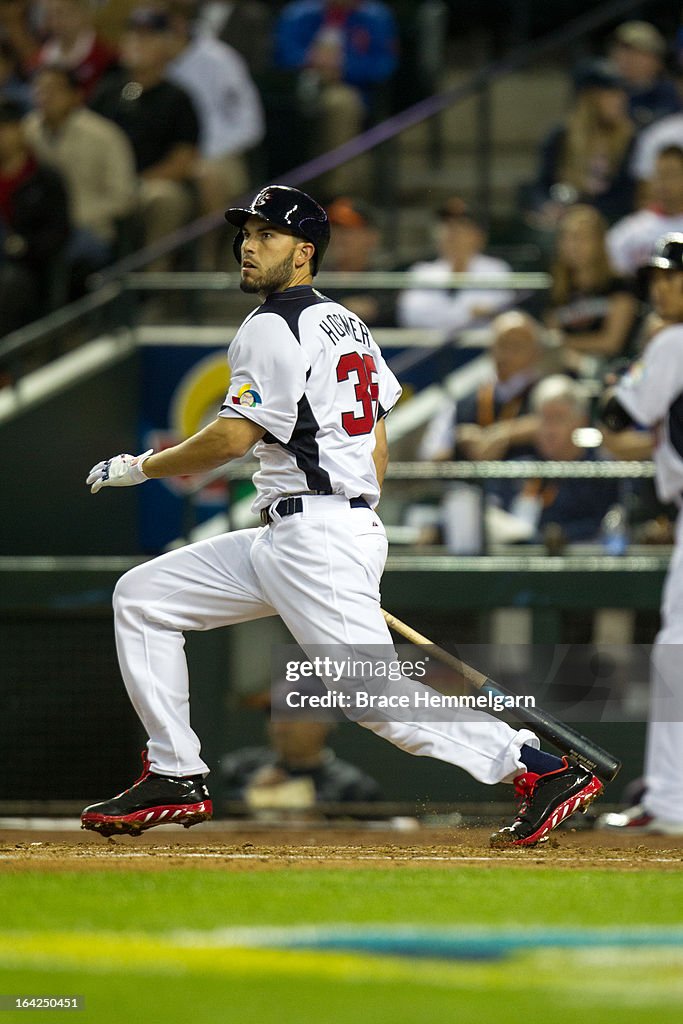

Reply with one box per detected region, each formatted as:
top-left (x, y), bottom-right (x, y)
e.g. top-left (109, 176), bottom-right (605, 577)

top-left (595, 804), bottom-right (683, 835)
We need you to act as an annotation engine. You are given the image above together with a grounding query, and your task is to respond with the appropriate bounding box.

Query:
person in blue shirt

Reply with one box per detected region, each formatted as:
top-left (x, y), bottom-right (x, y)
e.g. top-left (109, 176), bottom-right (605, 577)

top-left (273, 0), bottom-right (398, 195)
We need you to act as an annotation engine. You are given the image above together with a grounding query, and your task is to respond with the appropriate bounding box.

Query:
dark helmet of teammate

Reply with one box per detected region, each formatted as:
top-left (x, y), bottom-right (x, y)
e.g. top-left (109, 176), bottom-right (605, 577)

top-left (225, 185), bottom-right (330, 275)
top-left (644, 233), bottom-right (683, 272)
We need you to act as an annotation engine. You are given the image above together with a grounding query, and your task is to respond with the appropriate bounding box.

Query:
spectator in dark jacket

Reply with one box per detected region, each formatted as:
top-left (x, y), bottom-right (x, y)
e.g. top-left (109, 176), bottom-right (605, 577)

top-left (90, 6), bottom-right (200, 269)
top-left (0, 97), bottom-right (70, 335)
top-left (608, 20), bottom-right (681, 130)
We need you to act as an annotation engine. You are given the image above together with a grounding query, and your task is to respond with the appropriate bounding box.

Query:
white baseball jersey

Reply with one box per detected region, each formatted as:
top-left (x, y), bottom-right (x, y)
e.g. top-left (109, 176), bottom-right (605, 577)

top-left (219, 285), bottom-right (402, 510)
top-left (607, 209), bottom-right (683, 277)
top-left (616, 324), bottom-right (683, 503)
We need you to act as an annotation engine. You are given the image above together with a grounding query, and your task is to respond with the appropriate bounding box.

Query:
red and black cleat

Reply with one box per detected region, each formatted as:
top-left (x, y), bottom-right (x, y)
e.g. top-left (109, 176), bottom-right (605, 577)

top-left (81, 751), bottom-right (212, 837)
top-left (490, 757), bottom-right (603, 848)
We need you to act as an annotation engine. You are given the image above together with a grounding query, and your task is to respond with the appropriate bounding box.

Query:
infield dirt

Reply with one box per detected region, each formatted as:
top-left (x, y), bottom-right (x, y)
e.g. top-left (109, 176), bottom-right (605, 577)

top-left (2, 826), bottom-right (683, 872)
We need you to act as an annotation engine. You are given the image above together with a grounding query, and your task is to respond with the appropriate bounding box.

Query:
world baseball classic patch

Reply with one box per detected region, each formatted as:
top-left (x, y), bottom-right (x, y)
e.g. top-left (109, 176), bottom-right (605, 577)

top-left (232, 383), bottom-right (262, 407)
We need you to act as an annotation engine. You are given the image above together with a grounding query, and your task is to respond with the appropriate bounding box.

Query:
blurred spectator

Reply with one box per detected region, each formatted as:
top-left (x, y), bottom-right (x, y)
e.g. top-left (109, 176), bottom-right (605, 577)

top-left (0, 37), bottom-right (32, 111)
top-left (397, 197), bottom-right (514, 339)
top-left (90, 7), bottom-right (200, 270)
top-left (273, 0), bottom-right (399, 196)
top-left (324, 194), bottom-right (395, 324)
top-left (630, 111), bottom-right (683, 185)
top-left (608, 20), bottom-right (681, 130)
top-left (419, 310), bottom-right (544, 462)
top-left (607, 145), bottom-right (683, 277)
top-left (506, 375), bottom-right (620, 543)
top-left (24, 64), bottom-right (137, 279)
top-left (526, 59), bottom-right (636, 228)
top-left (221, 681), bottom-right (382, 811)
top-left (36, 0), bottom-right (119, 100)
top-left (0, 97), bottom-right (70, 335)
top-left (0, 1), bottom-right (41, 77)
top-left (195, 0), bottom-right (272, 77)
top-left (545, 204), bottom-right (638, 364)
top-left (164, 0), bottom-right (264, 261)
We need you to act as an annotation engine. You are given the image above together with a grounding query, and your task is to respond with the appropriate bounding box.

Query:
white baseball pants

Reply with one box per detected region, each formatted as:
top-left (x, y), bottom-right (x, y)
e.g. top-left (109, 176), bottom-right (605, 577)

top-left (644, 509), bottom-right (683, 824)
top-left (113, 495), bottom-right (537, 783)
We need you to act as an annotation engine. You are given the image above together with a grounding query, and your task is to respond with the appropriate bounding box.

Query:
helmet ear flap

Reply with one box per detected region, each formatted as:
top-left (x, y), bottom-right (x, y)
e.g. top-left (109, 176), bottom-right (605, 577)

top-left (232, 230), bottom-right (244, 266)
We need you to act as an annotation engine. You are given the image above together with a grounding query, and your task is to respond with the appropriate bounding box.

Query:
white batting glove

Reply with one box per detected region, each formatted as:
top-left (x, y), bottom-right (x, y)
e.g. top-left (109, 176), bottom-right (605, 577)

top-left (87, 449), bottom-right (154, 494)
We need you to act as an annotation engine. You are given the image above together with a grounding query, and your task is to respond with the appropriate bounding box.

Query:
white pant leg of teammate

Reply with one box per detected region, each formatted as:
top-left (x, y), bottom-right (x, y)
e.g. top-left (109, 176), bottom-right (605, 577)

top-left (645, 511), bottom-right (683, 823)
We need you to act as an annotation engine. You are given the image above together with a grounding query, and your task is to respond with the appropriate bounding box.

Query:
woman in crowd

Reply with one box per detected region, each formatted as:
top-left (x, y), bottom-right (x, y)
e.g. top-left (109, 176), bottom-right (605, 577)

top-left (528, 59), bottom-right (637, 228)
top-left (545, 203), bottom-right (639, 367)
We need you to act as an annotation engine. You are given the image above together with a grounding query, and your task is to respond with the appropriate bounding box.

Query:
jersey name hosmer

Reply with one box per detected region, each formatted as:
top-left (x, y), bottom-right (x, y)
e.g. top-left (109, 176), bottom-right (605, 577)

top-left (320, 311), bottom-right (372, 347)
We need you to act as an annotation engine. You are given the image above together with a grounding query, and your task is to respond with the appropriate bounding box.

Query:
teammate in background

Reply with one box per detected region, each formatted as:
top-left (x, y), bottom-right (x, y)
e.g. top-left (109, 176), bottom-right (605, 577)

top-left (80, 184), bottom-right (603, 849)
top-left (597, 233), bottom-right (683, 835)
top-left (221, 679), bottom-right (383, 811)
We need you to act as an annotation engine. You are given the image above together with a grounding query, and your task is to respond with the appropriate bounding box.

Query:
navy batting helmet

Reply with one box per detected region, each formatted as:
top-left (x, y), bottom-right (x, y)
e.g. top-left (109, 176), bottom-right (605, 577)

top-left (644, 233), bottom-right (683, 272)
top-left (225, 185), bottom-right (330, 275)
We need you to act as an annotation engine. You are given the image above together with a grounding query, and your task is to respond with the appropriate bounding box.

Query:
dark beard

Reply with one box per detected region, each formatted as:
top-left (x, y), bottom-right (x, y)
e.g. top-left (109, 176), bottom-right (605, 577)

top-left (240, 250), bottom-right (297, 296)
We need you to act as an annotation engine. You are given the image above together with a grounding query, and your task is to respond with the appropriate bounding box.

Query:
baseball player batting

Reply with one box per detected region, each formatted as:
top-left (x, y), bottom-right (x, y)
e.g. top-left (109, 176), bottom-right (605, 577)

top-left (81, 184), bottom-right (603, 847)
top-left (598, 233), bottom-right (683, 836)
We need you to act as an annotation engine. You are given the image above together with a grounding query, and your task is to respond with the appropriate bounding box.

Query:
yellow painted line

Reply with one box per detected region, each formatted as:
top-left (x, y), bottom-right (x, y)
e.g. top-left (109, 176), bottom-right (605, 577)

top-left (0, 932), bottom-right (682, 1005)
top-left (0, 932), bottom-right (466, 987)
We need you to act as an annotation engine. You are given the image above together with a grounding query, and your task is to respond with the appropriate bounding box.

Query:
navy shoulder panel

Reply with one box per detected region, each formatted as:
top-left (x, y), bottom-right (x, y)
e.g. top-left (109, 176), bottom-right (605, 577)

top-left (252, 286), bottom-right (330, 343)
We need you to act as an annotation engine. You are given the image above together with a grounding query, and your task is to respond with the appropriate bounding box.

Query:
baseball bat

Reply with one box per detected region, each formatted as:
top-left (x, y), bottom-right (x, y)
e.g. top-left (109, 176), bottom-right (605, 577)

top-left (382, 609), bottom-right (621, 783)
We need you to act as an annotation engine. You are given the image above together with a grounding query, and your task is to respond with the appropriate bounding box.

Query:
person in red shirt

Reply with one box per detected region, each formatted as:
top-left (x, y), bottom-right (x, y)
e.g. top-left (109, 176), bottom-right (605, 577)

top-left (35, 0), bottom-right (119, 99)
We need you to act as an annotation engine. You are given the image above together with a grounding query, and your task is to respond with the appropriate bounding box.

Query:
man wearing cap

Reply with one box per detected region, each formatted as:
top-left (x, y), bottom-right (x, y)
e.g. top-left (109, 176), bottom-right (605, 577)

top-left (324, 195), bottom-right (396, 325)
top-left (397, 196), bottom-right (514, 340)
top-left (609, 20), bottom-right (681, 130)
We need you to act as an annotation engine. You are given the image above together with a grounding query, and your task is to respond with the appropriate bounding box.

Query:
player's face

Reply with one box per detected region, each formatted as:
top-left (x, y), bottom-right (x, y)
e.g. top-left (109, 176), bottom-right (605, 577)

top-left (239, 216), bottom-right (311, 295)
top-left (649, 269), bottom-right (683, 321)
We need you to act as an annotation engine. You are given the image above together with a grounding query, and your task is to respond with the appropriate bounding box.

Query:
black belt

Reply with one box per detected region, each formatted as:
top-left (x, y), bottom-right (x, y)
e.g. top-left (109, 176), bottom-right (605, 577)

top-left (260, 496), bottom-right (370, 525)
